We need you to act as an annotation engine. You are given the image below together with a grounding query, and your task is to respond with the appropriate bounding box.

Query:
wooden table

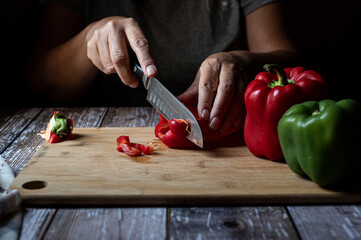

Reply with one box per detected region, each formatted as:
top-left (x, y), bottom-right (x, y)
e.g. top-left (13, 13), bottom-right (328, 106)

top-left (1, 107), bottom-right (361, 239)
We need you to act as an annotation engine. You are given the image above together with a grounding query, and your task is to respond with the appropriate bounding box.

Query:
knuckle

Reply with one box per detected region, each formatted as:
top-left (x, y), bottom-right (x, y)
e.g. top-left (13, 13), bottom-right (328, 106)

top-left (126, 17), bottom-right (138, 27)
top-left (86, 45), bottom-right (93, 58)
top-left (207, 57), bottom-right (221, 66)
top-left (93, 29), bottom-right (100, 39)
top-left (111, 52), bottom-right (126, 65)
top-left (219, 81), bottom-right (235, 94)
top-left (106, 19), bottom-right (116, 29)
top-left (200, 80), bottom-right (217, 93)
top-left (103, 65), bottom-right (115, 74)
top-left (201, 58), bottom-right (220, 71)
top-left (133, 37), bottom-right (149, 48)
top-left (227, 63), bottom-right (241, 78)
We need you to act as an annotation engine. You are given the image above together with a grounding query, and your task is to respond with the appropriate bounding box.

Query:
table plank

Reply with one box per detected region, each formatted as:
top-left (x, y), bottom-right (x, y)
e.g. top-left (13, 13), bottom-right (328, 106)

top-left (0, 108), bottom-right (42, 154)
top-left (169, 207), bottom-right (299, 239)
top-left (102, 107), bottom-right (159, 127)
top-left (19, 208), bottom-right (56, 240)
top-left (288, 205), bottom-right (361, 239)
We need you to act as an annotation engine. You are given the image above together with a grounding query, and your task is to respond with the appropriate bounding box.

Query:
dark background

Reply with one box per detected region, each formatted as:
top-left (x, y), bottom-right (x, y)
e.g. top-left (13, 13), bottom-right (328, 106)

top-left (1, 0), bottom-right (360, 107)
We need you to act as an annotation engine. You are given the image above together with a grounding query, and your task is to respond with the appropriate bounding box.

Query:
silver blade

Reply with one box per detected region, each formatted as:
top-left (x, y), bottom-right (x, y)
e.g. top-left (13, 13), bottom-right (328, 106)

top-left (132, 64), bottom-right (203, 148)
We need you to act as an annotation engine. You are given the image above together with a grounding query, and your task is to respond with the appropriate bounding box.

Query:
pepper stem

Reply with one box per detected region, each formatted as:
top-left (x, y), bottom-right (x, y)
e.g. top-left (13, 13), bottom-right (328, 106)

top-left (264, 64), bottom-right (289, 87)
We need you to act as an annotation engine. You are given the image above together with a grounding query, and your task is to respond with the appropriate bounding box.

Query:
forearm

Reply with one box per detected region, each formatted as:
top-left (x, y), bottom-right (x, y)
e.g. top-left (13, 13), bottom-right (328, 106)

top-left (28, 28), bottom-right (98, 102)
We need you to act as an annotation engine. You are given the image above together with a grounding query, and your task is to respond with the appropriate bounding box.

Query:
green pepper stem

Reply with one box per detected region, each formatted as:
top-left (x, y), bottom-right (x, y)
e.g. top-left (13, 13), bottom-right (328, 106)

top-left (264, 64), bottom-right (289, 86)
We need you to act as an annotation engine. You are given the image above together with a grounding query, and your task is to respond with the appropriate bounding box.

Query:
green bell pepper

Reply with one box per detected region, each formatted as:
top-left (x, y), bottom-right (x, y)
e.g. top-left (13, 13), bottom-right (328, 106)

top-left (278, 99), bottom-right (361, 187)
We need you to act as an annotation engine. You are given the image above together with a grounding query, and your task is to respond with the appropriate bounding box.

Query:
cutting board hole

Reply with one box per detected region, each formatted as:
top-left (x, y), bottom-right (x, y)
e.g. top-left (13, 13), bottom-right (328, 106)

top-left (22, 181), bottom-right (48, 190)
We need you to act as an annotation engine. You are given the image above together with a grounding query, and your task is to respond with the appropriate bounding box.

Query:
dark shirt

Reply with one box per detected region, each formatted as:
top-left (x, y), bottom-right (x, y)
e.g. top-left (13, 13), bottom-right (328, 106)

top-left (40, 0), bottom-right (277, 106)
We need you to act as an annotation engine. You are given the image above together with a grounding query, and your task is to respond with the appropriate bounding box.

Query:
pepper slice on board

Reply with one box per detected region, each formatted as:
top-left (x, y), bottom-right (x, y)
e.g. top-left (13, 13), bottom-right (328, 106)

top-left (116, 136), bottom-right (154, 156)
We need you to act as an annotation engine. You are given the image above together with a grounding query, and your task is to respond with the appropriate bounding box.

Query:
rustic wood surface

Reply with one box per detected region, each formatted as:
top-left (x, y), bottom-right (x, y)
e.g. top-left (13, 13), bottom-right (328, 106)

top-left (11, 127), bottom-right (361, 205)
top-left (1, 107), bottom-right (360, 240)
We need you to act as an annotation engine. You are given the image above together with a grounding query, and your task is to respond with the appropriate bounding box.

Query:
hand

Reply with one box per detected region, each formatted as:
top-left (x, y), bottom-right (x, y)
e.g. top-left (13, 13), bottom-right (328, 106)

top-left (85, 16), bottom-right (157, 87)
top-left (178, 51), bottom-right (251, 133)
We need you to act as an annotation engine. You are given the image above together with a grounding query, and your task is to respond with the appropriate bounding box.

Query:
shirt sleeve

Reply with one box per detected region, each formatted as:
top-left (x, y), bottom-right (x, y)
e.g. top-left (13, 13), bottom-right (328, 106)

top-left (38, 0), bottom-right (85, 16)
top-left (240, 0), bottom-right (279, 15)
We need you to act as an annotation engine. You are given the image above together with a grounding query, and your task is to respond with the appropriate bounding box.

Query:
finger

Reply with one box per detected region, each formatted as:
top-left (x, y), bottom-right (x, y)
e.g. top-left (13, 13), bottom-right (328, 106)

top-left (124, 18), bottom-right (157, 77)
top-left (108, 28), bottom-right (138, 88)
top-left (234, 105), bottom-right (246, 128)
top-left (177, 71), bottom-right (200, 106)
top-left (96, 29), bottom-right (116, 74)
top-left (218, 92), bottom-right (244, 133)
top-left (197, 62), bottom-right (220, 121)
top-left (208, 64), bottom-right (237, 130)
top-left (87, 35), bottom-right (104, 71)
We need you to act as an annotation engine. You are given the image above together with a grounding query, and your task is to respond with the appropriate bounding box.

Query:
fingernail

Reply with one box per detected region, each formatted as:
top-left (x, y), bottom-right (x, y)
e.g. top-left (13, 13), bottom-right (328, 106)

top-left (146, 65), bottom-right (156, 76)
top-left (209, 117), bottom-right (221, 130)
top-left (201, 109), bottom-right (209, 120)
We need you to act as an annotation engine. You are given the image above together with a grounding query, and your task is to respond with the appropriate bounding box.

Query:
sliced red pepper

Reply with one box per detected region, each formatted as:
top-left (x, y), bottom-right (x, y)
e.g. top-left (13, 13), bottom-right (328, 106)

top-left (139, 144), bottom-right (154, 155)
top-left (118, 143), bottom-right (142, 156)
top-left (49, 132), bottom-right (62, 143)
top-left (116, 135), bottom-right (154, 156)
top-left (116, 136), bottom-right (130, 146)
top-left (129, 143), bottom-right (154, 155)
top-left (155, 106), bottom-right (242, 149)
top-left (154, 114), bottom-right (170, 139)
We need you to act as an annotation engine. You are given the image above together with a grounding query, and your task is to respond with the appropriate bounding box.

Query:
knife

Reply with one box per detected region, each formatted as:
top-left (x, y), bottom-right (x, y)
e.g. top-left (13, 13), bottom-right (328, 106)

top-left (132, 63), bottom-right (204, 148)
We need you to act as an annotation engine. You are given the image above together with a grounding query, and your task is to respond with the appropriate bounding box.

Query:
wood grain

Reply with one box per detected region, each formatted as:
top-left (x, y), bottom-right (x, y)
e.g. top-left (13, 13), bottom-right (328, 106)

top-left (2, 106), bottom-right (360, 239)
top-left (44, 208), bottom-right (122, 240)
top-left (2, 107), bottom-right (107, 175)
top-left (100, 107), bottom-right (167, 240)
top-left (0, 108), bottom-right (42, 153)
top-left (288, 205), bottom-right (361, 239)
top-left (169, 207), bottom-right (299, 239)
top-left (102, 107), bottom-right (158, 127)
top-left (19, 208), bottom-right (56, 240)
top-left (40, 107), bottom-right (167, 240)
top-left (10, 127), bottom-right (361, 205)
top-left (1, 107), bottom-right (107, 240)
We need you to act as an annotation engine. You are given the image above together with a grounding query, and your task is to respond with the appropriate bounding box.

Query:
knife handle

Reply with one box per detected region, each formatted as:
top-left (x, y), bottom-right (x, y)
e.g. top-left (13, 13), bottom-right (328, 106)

top-left (131, 62), bottom-right (150, 89)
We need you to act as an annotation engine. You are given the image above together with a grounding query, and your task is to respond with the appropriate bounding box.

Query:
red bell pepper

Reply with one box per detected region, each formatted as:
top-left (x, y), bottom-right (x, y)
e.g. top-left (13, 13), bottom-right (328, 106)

top-left (244, 64), bottom-right (328, 160)
top-left (116, 135), bottom-right (154, 156)
top-left (155, 106), bottom-right (243, 148)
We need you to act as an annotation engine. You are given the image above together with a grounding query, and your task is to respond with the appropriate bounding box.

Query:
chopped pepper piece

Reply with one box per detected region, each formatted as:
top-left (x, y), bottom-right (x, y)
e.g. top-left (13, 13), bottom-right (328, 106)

top-left (116, 136), bottom-right (154, 156)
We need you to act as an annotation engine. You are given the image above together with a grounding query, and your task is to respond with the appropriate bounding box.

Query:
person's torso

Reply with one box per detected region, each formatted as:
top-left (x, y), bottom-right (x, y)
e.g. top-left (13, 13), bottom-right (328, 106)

top-left (84, 0), bottom-right (244, 100)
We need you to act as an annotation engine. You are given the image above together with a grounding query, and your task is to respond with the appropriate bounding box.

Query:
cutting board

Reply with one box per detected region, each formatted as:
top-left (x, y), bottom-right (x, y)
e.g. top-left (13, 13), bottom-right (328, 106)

top-left (10, 127), bottom-right (361, 206)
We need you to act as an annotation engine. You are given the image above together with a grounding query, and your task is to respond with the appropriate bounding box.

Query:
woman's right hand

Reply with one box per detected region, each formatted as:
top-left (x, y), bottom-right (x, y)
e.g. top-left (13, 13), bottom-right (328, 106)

top-left (85, 16), bottom-right (157, 88)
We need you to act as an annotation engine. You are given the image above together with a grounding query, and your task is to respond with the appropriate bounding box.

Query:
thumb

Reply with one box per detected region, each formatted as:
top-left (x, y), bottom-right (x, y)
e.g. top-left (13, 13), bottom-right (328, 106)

top-left (177, 84), bottom-right (198, 106)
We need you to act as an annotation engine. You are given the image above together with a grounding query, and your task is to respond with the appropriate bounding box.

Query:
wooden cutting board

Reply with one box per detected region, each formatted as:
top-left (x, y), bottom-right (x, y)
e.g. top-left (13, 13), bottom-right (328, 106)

top-left (10, 127), bottom-right (361, 206)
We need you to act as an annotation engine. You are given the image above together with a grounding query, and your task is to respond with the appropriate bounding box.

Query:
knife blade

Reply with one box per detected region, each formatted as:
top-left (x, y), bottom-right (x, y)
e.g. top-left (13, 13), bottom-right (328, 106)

top-left (132, 63), bottom-right (203, 148)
